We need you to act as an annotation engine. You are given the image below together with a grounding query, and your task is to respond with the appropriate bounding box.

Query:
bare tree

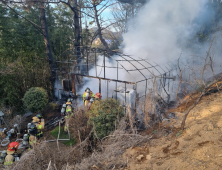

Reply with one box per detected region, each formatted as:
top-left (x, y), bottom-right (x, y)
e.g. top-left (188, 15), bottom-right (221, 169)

top-left (78, 0), bottom-right (120, 53)
top-left (92, 0), bottom-right (110, 52)
top-left (179, 27), bottom-right (221, 130)
top-left (57, 0), bottom-right (82, 68)
top-left (110, 0), bottom-right (143, 33)
top-left (38, 1), bottom-right (55, 82)
top-left (176, 54), bottom-right (182, 103)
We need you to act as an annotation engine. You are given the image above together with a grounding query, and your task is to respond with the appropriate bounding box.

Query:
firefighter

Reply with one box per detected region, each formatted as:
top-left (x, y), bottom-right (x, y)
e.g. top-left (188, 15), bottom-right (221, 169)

top-left (94, 92), bottom-right (102, 100)
top-left (32, 113), bottom-right (44, 139)
top-left (28, 124), bottom-right (38, 149)
top-left (61, 103), bottom-right (67, 117)
top-left (64, 98), bottom-right (73, 132)
top-left (87, 92), bottom-right (102, 110)
top-left (4, 142), bottom-right (19, 166)
top-left (32, 113), bottom-right (44, 123)
top-left (83, 87), bottom-right (95, 107)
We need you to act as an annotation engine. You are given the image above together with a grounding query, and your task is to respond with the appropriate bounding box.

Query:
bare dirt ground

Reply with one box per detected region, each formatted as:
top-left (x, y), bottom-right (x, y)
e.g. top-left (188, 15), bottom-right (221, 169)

top-left (122, 90), bottom-right (222, 170)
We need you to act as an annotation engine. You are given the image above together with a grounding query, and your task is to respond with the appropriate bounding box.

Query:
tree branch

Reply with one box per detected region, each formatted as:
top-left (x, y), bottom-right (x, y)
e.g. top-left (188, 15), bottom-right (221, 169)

top-left (60, 0), bottom-right (95, 18)
top-left (6, 4), bottom-right (45, 36)
top-left (181, 77), bottom-right (222, 130)
top-left (98, 0), bottom-right (109, 12)
top-left (98, 2), bottom-right (118, 16)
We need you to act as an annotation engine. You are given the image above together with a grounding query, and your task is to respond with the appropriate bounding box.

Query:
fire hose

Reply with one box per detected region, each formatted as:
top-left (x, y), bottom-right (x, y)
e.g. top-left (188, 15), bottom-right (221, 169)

top-left (1, 138), bottom-right (23, 147)
top-left (1, 138), bottom-right (10, 147)
top-left (1, 128), bottom-right (19, 146)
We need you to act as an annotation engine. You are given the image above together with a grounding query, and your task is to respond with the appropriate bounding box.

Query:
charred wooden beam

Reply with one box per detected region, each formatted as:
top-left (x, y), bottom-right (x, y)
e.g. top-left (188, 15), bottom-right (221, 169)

top-left (99, 79), bottom-right (101, 93)
top-left (71, 74), bottom-right (76, 96)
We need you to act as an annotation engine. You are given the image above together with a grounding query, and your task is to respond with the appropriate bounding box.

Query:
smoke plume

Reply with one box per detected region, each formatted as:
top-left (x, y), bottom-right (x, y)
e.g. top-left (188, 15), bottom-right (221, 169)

top-left (79, 0), bottom-right (222, 102)
top-left (121, 0), bottom-right (222, 94)
top-left (122, 0), bottom-right (208, 64)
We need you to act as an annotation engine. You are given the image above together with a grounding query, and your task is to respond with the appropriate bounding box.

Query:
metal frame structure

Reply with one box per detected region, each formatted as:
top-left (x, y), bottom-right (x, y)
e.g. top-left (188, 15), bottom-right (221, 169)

top-left (54, 46), bottom-right (176, 111)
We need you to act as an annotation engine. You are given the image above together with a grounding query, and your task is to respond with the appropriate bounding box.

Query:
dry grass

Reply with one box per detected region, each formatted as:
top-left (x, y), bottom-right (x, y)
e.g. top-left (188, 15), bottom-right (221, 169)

top-left (69, 107), bottom-right (92, 141)
top-left (71, 120), bottom-right (152, 170)
top-left (138, 91), bottom-right (156, 126)
top-left (10, 108), bottom-right (92, 170)
top-left (11, 139), bottom-right (83, 170)
top-left (10, 110), bottom-right (153, 170)
top-left (7, 84), bottom-right (180, 170)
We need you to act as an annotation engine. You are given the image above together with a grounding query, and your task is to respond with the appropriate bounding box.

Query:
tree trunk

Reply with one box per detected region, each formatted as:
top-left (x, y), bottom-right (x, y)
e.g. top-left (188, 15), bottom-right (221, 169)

top-left (93, 3), bottom-right (111, 54)
top-left (73, 0), bottom-right (81, 67)
top-left (46, 4), bottom-right (56, 56)
top-left (39, 3), bottom-right (55, 95)
top-left (79, 4), bottom-right (85, 62)
top-left (181, 78), bottom-right (221, 130)
top-left (79, 5), bottom-right (82, 46)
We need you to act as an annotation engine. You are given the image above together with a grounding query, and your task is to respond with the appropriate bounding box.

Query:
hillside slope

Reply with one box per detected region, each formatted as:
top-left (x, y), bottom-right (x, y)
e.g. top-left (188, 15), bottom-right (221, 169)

top-left (123, 91), bottom-right (222, 170)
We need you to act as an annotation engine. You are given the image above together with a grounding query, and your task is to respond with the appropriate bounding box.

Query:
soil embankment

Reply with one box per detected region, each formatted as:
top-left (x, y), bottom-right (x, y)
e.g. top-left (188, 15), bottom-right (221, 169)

top-left (122, 90), bottom-right (222, 170)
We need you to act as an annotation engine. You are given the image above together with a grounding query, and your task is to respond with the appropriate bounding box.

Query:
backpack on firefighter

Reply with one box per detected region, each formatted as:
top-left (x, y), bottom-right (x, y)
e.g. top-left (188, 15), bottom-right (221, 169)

top-left (62, 98), bottom-right (73, 118)
top-left (32, 113), bottom-right (44, 139)
top-left (23, 123), bottom-right (39, 149)
top-left (27, 123), bottom-right (38, 149)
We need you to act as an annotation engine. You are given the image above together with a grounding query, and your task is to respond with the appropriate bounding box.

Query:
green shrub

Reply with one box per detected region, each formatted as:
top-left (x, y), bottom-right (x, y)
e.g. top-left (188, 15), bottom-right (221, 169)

top-left (88, 98), bottom-right (124, 139)
top-left (22, 87), bottom-right (48, 112)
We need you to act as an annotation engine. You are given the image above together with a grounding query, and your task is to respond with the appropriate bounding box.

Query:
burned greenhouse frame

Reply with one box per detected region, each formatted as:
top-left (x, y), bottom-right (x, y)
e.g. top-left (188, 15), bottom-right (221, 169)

top-left (54, 46), bottom-right (176, 113)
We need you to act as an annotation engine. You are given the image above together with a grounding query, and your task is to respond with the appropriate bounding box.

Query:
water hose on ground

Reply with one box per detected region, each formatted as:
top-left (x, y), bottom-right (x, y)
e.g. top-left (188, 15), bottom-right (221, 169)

top-left (1, 138), bottom-right (10, 146)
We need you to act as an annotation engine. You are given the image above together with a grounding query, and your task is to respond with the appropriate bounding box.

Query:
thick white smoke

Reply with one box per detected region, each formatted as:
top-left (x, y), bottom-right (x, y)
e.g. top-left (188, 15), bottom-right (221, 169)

top-left (79, 55), bottom-right (127, 99)
top-left (122, 0), bottom-right (208, 64)
top-left (78, 0), bottom-right (222, 102)
top-left (121, 0), bottom-right (222, 96)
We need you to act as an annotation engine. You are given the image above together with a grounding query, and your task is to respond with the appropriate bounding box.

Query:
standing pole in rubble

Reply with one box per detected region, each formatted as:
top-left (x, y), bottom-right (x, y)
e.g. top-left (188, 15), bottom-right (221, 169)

top-left (71, 74), bottom-right (76, 97)
top-left (103, 52), bottom-right (105, 78)
top-left (116, 62), bottom-right (119, 100)
top-left (99, 79), bottom-right (101, 94)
